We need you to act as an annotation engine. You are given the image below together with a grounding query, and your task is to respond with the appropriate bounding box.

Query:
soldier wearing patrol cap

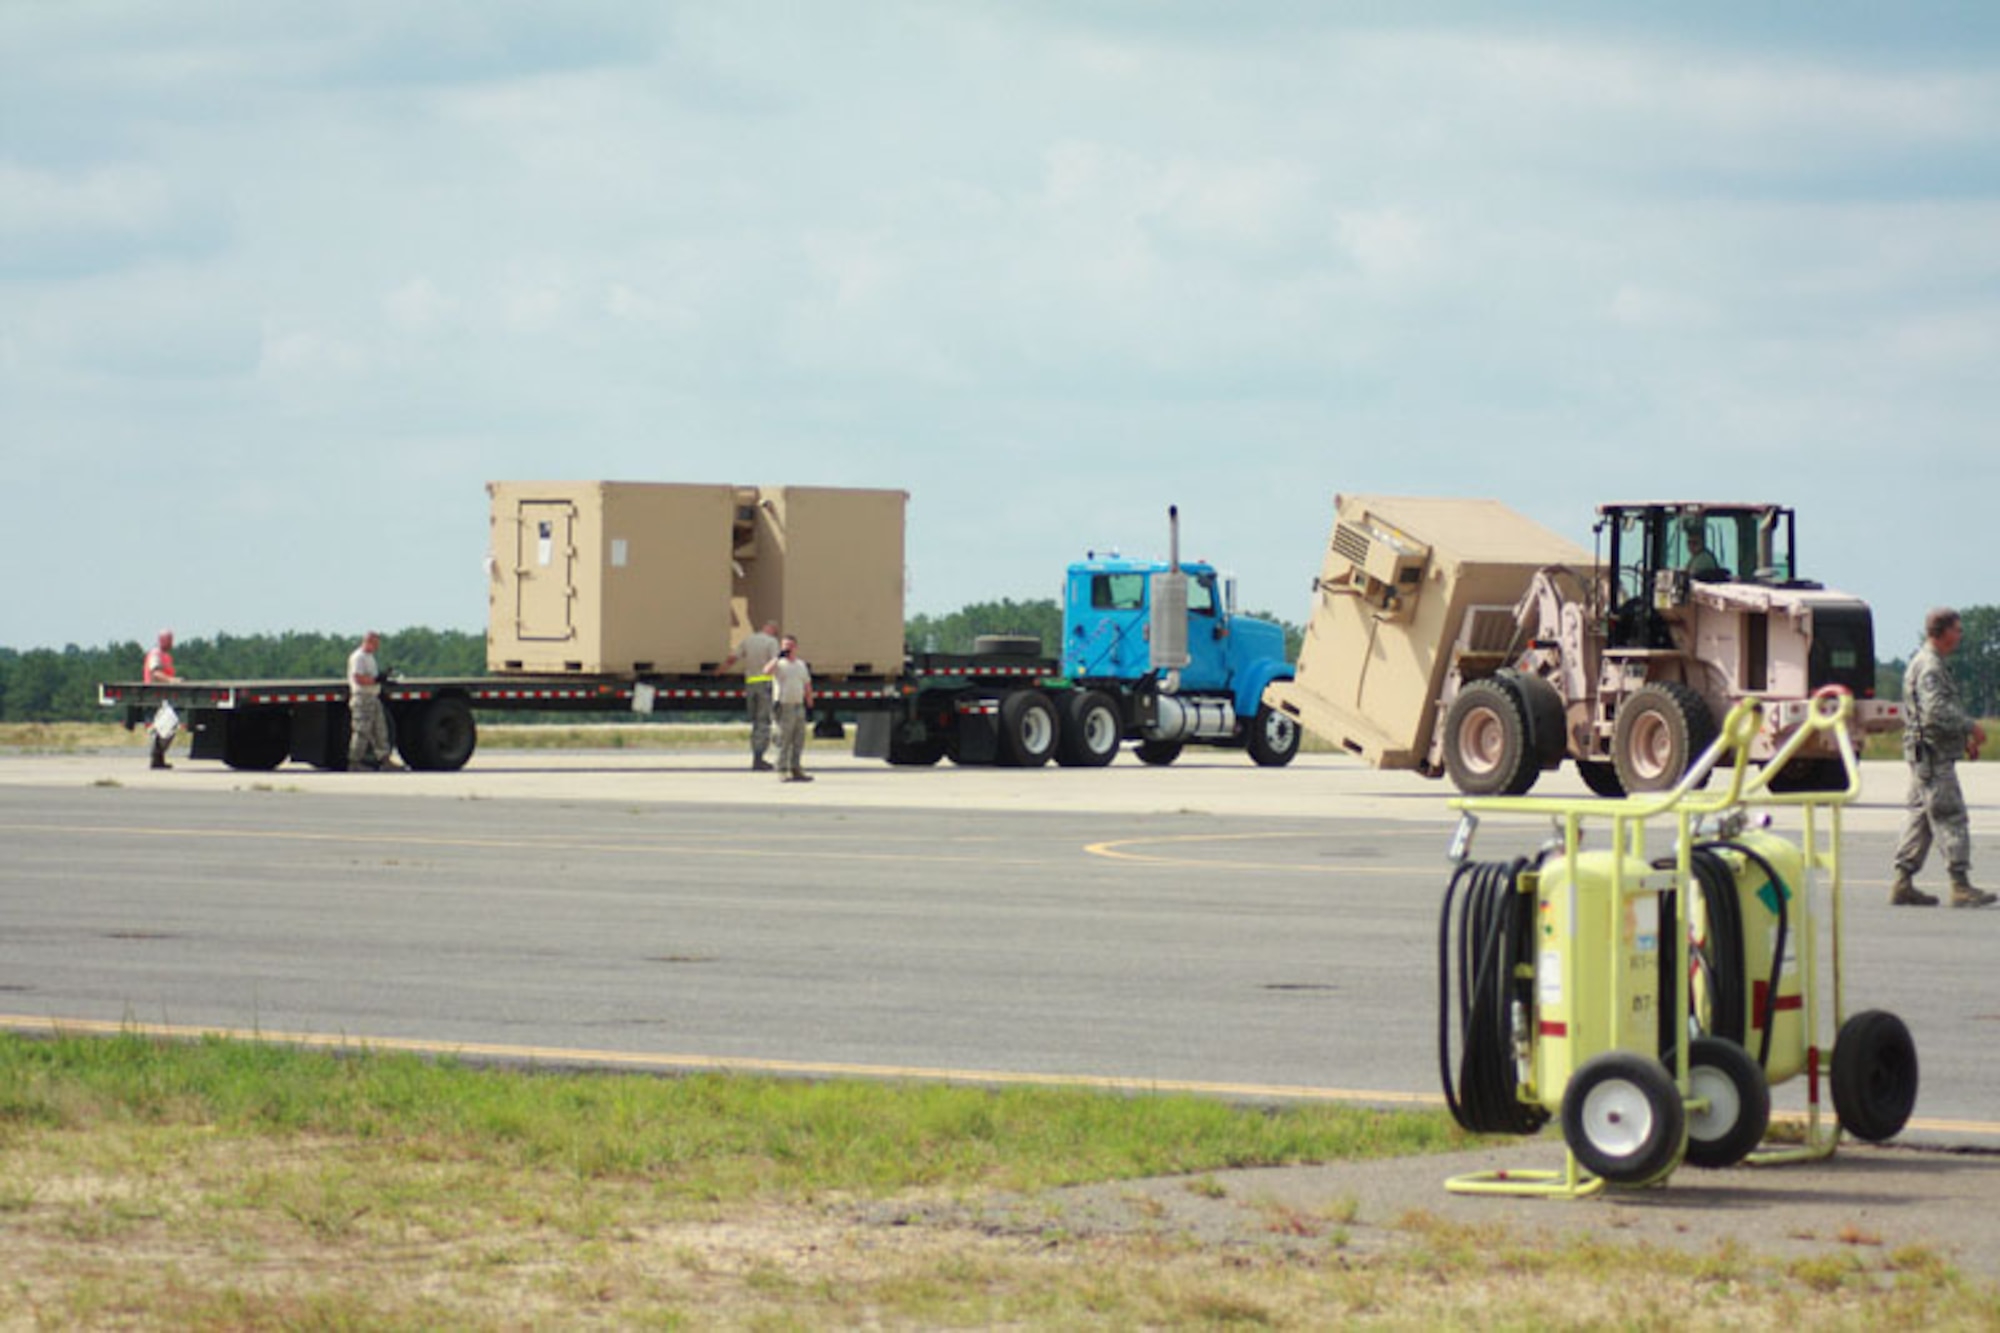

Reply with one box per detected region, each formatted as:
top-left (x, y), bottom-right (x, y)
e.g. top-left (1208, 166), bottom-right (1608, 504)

top-left (1891, 607), bottom-right (1995, 908)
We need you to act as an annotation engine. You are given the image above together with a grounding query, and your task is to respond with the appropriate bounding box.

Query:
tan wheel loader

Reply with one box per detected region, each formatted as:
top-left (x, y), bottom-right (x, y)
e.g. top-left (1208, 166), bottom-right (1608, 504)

top-left (1264, 495), bottom-right (1900, 796)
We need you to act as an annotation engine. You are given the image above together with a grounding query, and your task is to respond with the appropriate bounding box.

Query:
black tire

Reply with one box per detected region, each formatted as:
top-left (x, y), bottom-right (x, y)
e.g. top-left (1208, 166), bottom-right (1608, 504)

top-left (222, 711), bottom-right (291, 771)
top-left (1246, 703), bottom-right (1301, 767)
top-left (1056, 691), bottom-right (1121, 767)
top-left (1611, 681), bottom-right (1717, 794)
top-left (1832, 1010), bottom-right (1919, 1143)
top-left (1670, 1037), bottom-right (1770, 1169)
top-left (1577, 760), bottom-right (1626, 798)
top-left (1441, 679), bottom-right (1537, 797)
top-left (1134, 739), bottom-right (1183, 766)
top-left (886, 728), bottom-right (947, 766)
top-left (1560, 1052), bottom-right (1686, 1186)
top-left (1765, 757), bottom-right (1847, 793)
top-left (972, 634), bottom-right (1044, 658)
top-left (1504, 669), bottom-right (1568, 768)
top-left (399, 695), bottom-right (477, 772)
top-left (995, 690), bottom-right (1059, 767)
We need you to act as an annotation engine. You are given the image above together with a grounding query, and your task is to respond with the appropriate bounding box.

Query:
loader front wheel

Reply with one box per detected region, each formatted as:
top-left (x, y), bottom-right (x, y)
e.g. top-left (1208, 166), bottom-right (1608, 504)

top-left (1442, 679), bottom-right (1536, 796)
top-left (1611, 682), bottom-right (1717, 794)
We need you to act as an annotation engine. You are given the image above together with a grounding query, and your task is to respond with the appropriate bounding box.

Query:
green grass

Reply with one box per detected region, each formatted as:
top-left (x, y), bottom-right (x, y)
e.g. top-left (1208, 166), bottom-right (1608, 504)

top-left (1, 1032), bottom-right (1994, 1328)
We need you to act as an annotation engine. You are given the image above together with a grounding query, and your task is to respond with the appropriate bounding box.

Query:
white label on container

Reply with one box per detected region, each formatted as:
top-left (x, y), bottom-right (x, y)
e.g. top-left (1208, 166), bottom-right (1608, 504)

top-left (610, 537), bottom-right (628, 568)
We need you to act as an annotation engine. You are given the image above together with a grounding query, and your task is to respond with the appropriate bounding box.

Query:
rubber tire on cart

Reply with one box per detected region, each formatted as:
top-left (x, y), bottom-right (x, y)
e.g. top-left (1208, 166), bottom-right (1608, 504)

top-left (1134, 739), bottom-right (1184, 766)
top-left (1669, 1036), bottom-right (1771, 1169)
top-left (1056, 691), bottom-right (1121, 767)
top-left (1561, 1051), bottom-right (1687, 1187)
top-left (1832, 1009), bottom-right (1919, 1143)
top-left (398, 695), bottom-right (477, 772)
top-left (1441, 678), bottom-right (1537, 797)
top-left (995, 690), bottom-right (1059, 767)
top-left (1246, 703), bottom-right (1301, 768)
top-left (1611, 681), bottom-right (1717, 795)
top-left (222, 710), bottom-right (292, 772)
top-left (1765, 757), bottom-right (1848, 793)
top-left (1577, 760), bottom-right (1626, 798)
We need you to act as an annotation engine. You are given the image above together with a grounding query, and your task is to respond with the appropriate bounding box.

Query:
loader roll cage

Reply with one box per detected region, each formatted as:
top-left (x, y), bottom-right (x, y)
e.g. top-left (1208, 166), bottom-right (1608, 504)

top-left (1597, 503), bottom-right (1805, 650)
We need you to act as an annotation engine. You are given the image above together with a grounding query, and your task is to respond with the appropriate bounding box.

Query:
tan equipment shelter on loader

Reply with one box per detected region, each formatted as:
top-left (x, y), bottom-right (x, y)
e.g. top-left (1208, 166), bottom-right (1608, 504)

top-left (1265, 494), bottom-right (1589, 773)
top-left (486, 481), bottom-right (907, 679)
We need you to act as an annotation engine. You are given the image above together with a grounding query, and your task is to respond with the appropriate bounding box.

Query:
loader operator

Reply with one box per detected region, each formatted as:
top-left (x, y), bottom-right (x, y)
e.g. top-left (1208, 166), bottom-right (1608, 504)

top-left (1890, 607), bottom-right (1994, 908)
top-left (1682, 515), bottom-right (1725, 581)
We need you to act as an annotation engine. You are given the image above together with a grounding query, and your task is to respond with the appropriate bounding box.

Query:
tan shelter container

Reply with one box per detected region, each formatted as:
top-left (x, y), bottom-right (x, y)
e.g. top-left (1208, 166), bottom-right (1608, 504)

top-left (1265, 494), bottom-right (1589, 769)
top-left (486, 481), bottom-right (737, 674)
top-left (736, 486), bottom-right (907, 679)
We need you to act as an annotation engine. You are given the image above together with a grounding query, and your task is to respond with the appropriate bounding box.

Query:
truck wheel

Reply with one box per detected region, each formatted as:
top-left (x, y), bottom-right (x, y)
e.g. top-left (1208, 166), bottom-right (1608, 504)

top-left (1561, 1052), bottom-right (1686, 1187)
top-left (1577, 760), bottom-right (1625, 797)
top-left (1134, 739), bottom-right (1183, 766)
top-left (1246, 704), bottom-right (1301, 767)
top-left (400, 696), bottom-right (477, 772)
top-left (1832, 1010), bottom-right (1918, 1143)
top-left (1441, 679), bottom-right (1536, 796)
top-left (1056, 691), bottom-right (1121, 767)
top-left (996, 690), bottom-right (1059, 767)
top-left (887, 728), bottom-right (947, 766)
top-left (1611, 682), bottom-right (1717, 794)
top-left (222, 711), bottom-right (291, 771)
top-left (1671, 1036), bottom-right (1770, 1169)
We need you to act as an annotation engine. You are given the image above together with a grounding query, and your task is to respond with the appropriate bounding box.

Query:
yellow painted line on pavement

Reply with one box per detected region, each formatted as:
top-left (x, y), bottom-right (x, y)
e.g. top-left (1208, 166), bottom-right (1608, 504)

top-left (0, 1014), bottom-right (1438, 1106)
top-left (0, 823), bottom-right (1049, 869)
top-left (1085, 831), bottom-right (1440, 875)
top-left (5, 1015), bottom-right (1996, 1138)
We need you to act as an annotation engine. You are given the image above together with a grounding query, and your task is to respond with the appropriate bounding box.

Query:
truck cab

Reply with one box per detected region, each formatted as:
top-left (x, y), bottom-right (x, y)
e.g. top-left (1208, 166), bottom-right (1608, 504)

top-left (1060, 552), bottom-right (1299, 766)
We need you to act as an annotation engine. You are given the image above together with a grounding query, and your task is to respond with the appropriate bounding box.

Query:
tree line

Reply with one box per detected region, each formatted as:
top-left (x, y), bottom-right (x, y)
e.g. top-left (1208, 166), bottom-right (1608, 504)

top-left (27, 600), bottom-right (1996, 724)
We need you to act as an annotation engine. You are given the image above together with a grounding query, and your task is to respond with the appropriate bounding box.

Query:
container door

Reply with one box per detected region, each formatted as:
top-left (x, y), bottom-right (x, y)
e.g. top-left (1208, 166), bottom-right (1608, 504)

top-left (516, 501), bottom-right (576, 641)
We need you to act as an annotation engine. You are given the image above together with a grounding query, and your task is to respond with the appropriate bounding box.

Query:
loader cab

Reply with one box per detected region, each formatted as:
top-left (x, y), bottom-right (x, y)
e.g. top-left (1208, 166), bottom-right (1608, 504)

top-left (1597, 503), bottom-right (1801, 649)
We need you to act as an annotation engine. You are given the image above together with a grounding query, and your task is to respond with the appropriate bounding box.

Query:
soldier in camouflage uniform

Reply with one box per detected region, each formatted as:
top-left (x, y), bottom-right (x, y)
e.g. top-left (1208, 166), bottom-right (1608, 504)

top-left (1891, 608), bottom-right (1994, 907)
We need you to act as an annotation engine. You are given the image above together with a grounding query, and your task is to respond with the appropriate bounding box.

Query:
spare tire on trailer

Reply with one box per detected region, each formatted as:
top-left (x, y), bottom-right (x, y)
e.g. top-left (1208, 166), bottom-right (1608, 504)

top-left (972, 634), bottom-right (1045, 658)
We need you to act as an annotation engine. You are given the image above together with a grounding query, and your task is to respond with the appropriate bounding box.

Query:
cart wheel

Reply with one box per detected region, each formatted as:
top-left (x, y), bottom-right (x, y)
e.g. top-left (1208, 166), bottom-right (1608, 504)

top-left (1672, 1036), bottom-right (1770, 1168)
top-left (1832, 1010), bottom-right (1919, 1143)
top-left (1561, 1052), bottom-right (1686, 1186)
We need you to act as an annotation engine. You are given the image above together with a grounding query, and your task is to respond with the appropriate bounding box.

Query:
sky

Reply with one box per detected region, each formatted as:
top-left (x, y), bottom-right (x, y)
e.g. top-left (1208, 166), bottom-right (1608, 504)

top-left (5, 3), bottom-right (1997, 659)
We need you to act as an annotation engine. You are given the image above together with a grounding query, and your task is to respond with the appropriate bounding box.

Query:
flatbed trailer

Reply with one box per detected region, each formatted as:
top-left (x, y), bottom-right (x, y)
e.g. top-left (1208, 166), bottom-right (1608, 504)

top-left (99, 652), bottom-right (1064, 773)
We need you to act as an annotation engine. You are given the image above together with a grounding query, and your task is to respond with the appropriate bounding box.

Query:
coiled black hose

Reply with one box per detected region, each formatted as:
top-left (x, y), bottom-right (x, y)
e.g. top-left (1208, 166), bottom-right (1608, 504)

top-left (1437, 857), bottom-right (1549, 1135)
top-left (1655, 849), bottom-right (1748, 1054)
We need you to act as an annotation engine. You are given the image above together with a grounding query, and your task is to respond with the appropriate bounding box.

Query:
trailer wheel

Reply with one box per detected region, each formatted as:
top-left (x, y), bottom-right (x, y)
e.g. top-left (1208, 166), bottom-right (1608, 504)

top-left (1246, 703), bottom-right (1301, 767)
top-left (1671, 1036), bottom-right (1770, 1168)
top-left (1134, 739), bottom-right (1183, 766)
top-left (996, 690), bottom-right (1059, 767)
top-left (887, 728), bottom-right (947, 766)
top-left (1832, 1009), bottom-right (1919, 1143)
top-left (1611, 681), bottom-right (1717, 794)
top-left (1577, 760), bottom-right (1625, 798)
top-left (400, 696), bottom-right (477, 772)
top-left (1561, 1051), bottom-right (1686, 1186)
top-left (1441, 679), bottom-right (1536, 796)
top-left (222, 711), bottom-right (291, 771)
top-left (1056, 691), bottom-right (1120, 767)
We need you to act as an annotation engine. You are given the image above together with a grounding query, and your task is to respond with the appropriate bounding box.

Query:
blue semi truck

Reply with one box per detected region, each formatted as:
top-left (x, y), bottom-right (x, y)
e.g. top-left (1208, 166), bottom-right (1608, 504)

top-left (106, 508), bottom-right (1299, 773)
top-left (860, 507), bottom-right (1300, 769)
